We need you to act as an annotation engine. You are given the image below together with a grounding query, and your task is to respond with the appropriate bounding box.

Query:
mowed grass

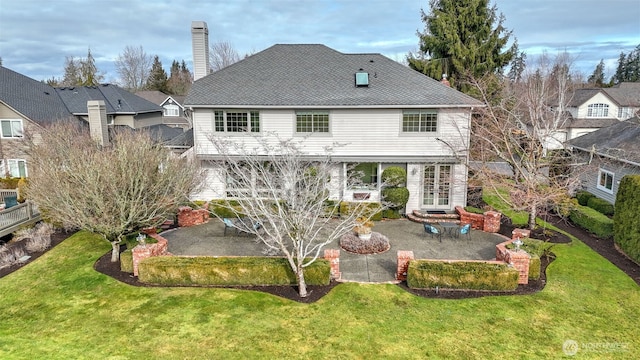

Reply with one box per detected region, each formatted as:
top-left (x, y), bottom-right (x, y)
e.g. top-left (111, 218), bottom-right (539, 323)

top-left (0, 231), bottom-right (638, 359)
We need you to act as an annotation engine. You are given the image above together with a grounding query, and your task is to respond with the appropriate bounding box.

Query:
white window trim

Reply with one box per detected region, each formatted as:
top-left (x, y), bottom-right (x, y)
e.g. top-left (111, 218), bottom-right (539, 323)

top-left (597, 168), bottom-right (614, 194)
top-left (213, 110), bottom-right (260, 133)
top-left (0, 159), bottom-right (27, 178)
top-left (295, 110), bottom-right (331, 135)
top-left (401, 110), bottom-right (439, 134)
top-left (164, 104), bottom-right (179, 117)
top-left (586, 103), bottom-right (609, 118)
top-left (1, 119), bottom-right (24, 138)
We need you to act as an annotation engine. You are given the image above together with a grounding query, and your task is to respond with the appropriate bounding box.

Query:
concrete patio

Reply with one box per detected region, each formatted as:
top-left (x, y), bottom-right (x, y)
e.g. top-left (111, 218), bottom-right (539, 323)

top-left (160, 218), bottom-right (508, 283)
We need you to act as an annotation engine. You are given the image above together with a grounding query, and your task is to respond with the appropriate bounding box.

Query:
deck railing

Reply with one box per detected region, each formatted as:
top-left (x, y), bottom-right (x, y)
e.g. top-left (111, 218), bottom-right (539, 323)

top-left (0, 200), bottom-right (41, 237)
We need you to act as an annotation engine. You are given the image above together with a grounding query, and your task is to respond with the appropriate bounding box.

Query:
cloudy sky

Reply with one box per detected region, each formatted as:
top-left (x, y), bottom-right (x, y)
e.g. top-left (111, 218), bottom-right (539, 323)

top-left (1, 0), bottom-right (638, 83)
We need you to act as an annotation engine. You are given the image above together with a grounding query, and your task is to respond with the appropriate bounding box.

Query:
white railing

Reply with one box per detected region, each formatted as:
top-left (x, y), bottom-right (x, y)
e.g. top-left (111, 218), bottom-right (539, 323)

top-left (0, 201), bottom-right (41, 237)
top-left (0, 189), bottom-right (18, 204)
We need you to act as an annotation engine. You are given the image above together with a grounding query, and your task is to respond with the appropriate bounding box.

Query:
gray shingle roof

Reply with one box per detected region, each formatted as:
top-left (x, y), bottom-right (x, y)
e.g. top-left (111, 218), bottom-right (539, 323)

top-left (570, 83), bottom-right (640, 107)
top-left (0, 66), bottom-right (74, 125)
top-left (185, 44), bottom-right (482, 107)
top-left (56, 84), bottom-right (162, 115)
top-left (570, 116), bottom-right (640, 165)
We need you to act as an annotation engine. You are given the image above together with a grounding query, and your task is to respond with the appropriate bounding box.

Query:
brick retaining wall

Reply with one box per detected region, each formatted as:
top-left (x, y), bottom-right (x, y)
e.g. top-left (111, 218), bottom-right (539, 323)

top-left (131, 233), bottom-right (170, 276)
top-left (177, 205), bottom-right (209, 227)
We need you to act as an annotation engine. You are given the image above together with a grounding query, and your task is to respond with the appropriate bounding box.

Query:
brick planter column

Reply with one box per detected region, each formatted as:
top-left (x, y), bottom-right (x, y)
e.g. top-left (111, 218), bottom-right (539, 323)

top-left (177, 206), bottom-right (210, 227)
top-left (324, 249), bottom-right (341, 280)
top-left (396, 251), bottom-right (414, 281)
top-left (506, 250), bottom-right (531, 285)
top-left (131, 236), bottom-right (168, 276)
top-left (512, 228), bottom-right (531, 240)
top-left (483, 211), bottom-right (501, 233)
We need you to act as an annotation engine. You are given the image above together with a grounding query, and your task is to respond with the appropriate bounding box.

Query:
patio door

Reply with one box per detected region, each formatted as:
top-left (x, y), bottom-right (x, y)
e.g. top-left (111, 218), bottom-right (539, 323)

top-left (422, 165), bottom-right (451, 209)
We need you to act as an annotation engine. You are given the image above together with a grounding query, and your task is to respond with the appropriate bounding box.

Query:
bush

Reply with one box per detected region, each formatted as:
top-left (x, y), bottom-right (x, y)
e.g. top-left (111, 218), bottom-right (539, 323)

top-left (120, 249), bottom-right (134, 273)
top-left (381, 166), bottom-right (406, 187)
top-left (528, 254), bottom-right (541, 281)
top-left (569, 204), bottom-right (614, 238)
top-left (138, 256), bottom-right (331, 286)
top-left (464, 206), bottom-right (484, 214)
top-left (381, 209), bottom-right (402, 219)
top-left (0, 177), bottom-right (20, 189)
top-left (339, 201), bottom-right (383, 220)
top-left (407, 260), bottom-right (519, 291)
top-left (17, 177), bottom-right (28, 202)
top-left (381, 187), bottom-right (409, 209)
top-left (613, 175), bottom-right (640, 264)
top-left (576, 190), bottom-right (595, 206)
top-left (587, 197), bottom-right (614, 216)
top-left (208, 199), bottom-right (244, 218)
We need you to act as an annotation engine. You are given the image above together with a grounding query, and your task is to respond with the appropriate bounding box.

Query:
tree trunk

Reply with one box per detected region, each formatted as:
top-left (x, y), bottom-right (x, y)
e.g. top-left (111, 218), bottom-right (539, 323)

top-left (296, 267), bottom-right (308, 298)
top-left (110, 241), bottom-right (120, 262)
top-left (528, 204), bottom-right (537, 230)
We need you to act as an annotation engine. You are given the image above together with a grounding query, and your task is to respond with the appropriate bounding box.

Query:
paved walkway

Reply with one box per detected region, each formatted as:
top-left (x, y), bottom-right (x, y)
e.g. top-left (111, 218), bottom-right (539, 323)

top-left (160, 219), bottom-right (508, 283)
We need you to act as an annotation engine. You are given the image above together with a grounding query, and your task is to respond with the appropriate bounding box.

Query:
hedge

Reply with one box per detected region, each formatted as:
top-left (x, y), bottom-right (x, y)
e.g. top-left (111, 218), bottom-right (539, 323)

top-left (569, 204), bottom-right (614, 238)
top-left (586, 197), bottom-right (614, 216)
top-left (576, 190), bottom-right (595, 206)
top-left (407, 260), bottom-right (519, 291)
top-left (120, 250), bottom-right (134, 273)
top-left (613, 175), bottom-right (640, 263)
top-left (506, 238), bottom-right (549, 281)
top-left (138, 256), bottom-right (331, 286)
top-left (339, 201), bottom-right (383, 221)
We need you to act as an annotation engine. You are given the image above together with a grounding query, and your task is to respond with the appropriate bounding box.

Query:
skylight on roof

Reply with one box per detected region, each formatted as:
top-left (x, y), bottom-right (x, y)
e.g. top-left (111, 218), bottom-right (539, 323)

top-left (355, 71), bottom-right (369, 87)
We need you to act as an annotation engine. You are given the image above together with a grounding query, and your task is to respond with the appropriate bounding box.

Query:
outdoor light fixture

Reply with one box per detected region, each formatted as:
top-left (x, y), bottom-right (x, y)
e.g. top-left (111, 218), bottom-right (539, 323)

top-left (137, 233), bottom-right (147, 246)
top-left (513, 237), bottom-right (523, 252)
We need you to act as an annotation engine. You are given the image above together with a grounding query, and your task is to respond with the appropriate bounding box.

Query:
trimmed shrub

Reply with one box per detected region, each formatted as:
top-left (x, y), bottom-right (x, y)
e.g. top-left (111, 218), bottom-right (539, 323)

top-left (464, 206), bottom-right (484, 214)
top-left (576, 190), bottom-right (595, 206)
top-left (208, 199), bottom-right (244, 218)
top-left (528, 254), bottom-right (541, 281)
top-left (381, 166), bottom-right (406, 187)
top-left (587, 197), bottom-right (614, 216)
top-left (407, 260), bottom-right (519, 291)
top-left (120, 249), bottom-right (134, 273)
top-left (569, 204), bottom-right (614, 238)
top-left (613, 175), bottom-right (640, 263)
top-left (138, 256), bottom-right (331, 286)
top-left (0, 177), bottom-right (20, 189)
top-left (505, 238), bottom-right (549, 281)
top-left (382, 187), bottom-right (409, 209)
top-left (381, 209), bottom-right (402, 219)
top-left (339, 201), bottom-right (383, 221)
top-left (17, 177), bottom-right (27, 202)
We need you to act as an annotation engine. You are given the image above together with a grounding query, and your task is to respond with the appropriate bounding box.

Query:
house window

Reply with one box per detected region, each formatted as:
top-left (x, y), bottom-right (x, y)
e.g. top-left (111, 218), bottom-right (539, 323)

top-left (618, 107), bottom-right (633, 119)
top-left (214, 110), bottom-right (260, 133)
top-left (597, 168), bottom-right (614, 193)
top-left (402, 110), bottom-right (437, 132)
top-left (1, 119), bottom-right (23, 138)
top-left (587, 104), bottom-right (609, 117)
top-left (348, 163), bottom-right (378, 190)
top-left (296, 111), bottom-right (329, 133)
top-left (0, 159), bottom-right (27, 178)
top-left (225, 162), bottom-right (275, 197)
top-left (163, 104), bottom-right (179, 117)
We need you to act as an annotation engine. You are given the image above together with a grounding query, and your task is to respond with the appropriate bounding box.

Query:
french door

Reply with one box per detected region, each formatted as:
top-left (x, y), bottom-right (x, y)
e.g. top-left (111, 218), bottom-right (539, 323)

top-left (422, 165), bottom-right (452, 209)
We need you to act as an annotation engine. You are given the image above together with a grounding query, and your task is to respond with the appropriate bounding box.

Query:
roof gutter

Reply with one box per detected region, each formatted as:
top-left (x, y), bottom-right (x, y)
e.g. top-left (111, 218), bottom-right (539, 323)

top-left (571, 145), bottom-right (640, 167)
top-left (184, 104), bottom-right (482, 110)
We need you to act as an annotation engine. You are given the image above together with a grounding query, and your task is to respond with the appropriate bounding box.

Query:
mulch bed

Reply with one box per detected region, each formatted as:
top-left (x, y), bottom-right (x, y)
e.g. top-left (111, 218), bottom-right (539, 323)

top-left (2, 215), bottom-right (639, 303)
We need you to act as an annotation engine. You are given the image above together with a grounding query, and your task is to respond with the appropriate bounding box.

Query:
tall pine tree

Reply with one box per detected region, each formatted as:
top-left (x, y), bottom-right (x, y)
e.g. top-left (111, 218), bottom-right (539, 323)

top-left (407, 0), bottom-right (516, 90)
top-left (146, 55), bottom-right (168, 92)
top-left (587, 59), bottom-right (606, 87)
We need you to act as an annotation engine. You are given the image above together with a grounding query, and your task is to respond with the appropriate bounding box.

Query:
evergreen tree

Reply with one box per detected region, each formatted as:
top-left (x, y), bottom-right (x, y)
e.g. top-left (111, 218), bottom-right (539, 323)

top-left (610, 44), bottom-right (640, 84)
top-left (507, 49), bottom-right (527, 83)
top-left (166, 59), bottom-right (192, 95)
top-left (146, 55), bottom-right (168, 92)
top-left (60, 49), bottom-right (104, 87)
top-left (407, 0), bottom-right (516, 90)
top-left (62, 56), bottom-right (80, 86)
top-left (587, 59), bottom-right (606, 87)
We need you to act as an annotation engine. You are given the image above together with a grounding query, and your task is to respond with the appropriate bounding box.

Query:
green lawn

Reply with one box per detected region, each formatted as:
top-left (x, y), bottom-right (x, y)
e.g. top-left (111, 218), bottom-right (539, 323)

top-left (0, 231), bottom-right (638, 359)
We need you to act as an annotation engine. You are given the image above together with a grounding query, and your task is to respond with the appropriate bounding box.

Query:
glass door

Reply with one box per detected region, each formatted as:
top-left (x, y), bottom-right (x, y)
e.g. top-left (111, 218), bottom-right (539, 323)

top-left (422, 165), bottom-right (451, 209)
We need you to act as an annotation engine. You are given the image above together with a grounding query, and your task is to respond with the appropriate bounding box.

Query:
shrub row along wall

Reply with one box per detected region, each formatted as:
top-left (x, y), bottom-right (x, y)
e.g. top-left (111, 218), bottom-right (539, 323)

top-left (613, 175), bottom-right (640, 264)
top-left (138, 256), bottom-right (331, 286)
top-left (131, 234), bottom-right (169, 276)
top-left (569, 204), bottom-right (613, 238)
top-left (407, 260), bottom-right (519, 291)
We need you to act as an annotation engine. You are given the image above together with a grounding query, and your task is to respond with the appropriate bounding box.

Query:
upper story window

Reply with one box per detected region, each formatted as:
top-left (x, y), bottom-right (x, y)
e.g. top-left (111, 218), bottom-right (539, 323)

top-left (214, 110), bottom-right (260, 133)
top-left (1, 119), bottom-right (23, 138)
top-left (587, 103), bottom-right (609, 118)
top-left (402, 110), bottom-right (437, 132)
top-left (163, 104), bottom-right (179, 117)
top-left (296, 111), bottom-right (329, 133)
top-left (597, 168), bottom-right (614, 194)
top-left (618, 107), bottom-right (634, 119)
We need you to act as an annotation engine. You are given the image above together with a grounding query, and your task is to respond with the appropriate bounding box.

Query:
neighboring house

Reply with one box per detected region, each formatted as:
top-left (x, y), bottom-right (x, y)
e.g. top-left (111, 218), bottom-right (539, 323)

top-left (569, 116), bottom-right (640, 204)
top-left (184, 21), bottom-right (482, 214)
top-left (0, 66), bottom-right (171, 178)
top-left (135, 90), bottom-right (191, 130)
top-left (564, 83), bottom-right (640, 140)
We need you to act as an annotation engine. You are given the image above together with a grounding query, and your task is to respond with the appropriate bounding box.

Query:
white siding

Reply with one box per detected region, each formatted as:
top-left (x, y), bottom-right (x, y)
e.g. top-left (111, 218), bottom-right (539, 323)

top-left (576, 93), bottom-right (618, 119)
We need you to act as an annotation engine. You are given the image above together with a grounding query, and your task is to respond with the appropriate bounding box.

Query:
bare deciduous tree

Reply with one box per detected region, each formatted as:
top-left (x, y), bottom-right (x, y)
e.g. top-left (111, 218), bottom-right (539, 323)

top-left (115, 45), bottom-right (152, 91)
top-left (206, 134), bottom-right (385, 297)
top-left (26, 122), bottom-right (204, 262)
top-left (209, 41), bottom-right (241, 72)
top-left (469, 52), bottom-right (584, 229)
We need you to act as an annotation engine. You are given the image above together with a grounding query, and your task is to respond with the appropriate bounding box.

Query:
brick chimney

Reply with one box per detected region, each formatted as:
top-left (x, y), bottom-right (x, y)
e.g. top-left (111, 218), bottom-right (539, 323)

top-left (440, 74), bottom-right (451, 87)
top-left (191, 21), bottom-right (210, 81)
top-left (87, 100), bottom-right (109, 146)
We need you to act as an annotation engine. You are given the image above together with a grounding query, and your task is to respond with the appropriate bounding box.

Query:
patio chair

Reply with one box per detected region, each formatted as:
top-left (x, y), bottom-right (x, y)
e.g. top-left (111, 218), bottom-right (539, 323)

top-left (223, 218), bottom-right (239, 236)
top-left (459, 223), bottom-right (471, 240)
top-left (4, 195), bottom-right (18, 209)
top-left (423, 223), bottom-right (442, 243)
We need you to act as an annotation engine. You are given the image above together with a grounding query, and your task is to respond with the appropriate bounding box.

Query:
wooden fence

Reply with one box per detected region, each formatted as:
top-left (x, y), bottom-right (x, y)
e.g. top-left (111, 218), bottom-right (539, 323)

top-left (0, 201), bottom-right (41, 238)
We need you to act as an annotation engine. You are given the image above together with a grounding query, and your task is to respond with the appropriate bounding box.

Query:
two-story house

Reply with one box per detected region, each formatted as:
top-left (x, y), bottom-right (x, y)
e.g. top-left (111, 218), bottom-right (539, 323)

top-left (135, 90), bottom-right (191, 130)
top-left (564, 83), bottom-right (640, 140)
top-left (0, 66), bottom-right (171, 178)
top-left (184, 22), bottom-right (481, 214)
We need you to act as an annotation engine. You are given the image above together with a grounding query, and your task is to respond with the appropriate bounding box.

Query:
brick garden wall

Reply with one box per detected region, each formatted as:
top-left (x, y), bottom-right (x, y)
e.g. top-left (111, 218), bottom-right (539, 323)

top-left (177, 206), bottom-right (209, 227)
top-left (132, 233), bottom-right (170, 276)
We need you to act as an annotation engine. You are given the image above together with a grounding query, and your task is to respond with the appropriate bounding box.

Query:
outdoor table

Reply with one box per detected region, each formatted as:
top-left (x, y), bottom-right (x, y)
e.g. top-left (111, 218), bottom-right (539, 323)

top-left (438, 222), bottom-right (460, 238)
